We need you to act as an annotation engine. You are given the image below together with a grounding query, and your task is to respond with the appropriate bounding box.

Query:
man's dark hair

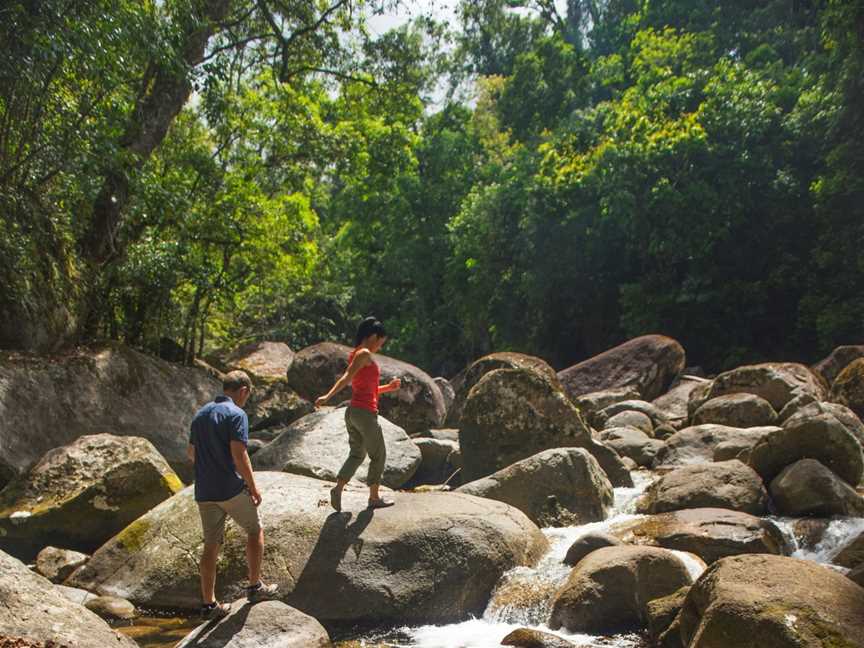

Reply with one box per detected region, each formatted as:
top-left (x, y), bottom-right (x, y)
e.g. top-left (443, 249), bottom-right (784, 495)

top-left (354, 316), bottom-right (387, 346)
top-left (223, 370), bottom-right (253, 392)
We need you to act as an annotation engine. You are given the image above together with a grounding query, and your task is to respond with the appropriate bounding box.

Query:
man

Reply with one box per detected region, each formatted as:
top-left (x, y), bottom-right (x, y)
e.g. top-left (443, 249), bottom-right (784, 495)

top-left (188, 370), bottom-right (278, 618)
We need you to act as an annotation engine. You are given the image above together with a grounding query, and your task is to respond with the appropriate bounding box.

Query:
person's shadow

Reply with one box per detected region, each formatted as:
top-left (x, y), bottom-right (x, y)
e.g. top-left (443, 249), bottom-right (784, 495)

top-left (177, 600), bottom-right (254, 647)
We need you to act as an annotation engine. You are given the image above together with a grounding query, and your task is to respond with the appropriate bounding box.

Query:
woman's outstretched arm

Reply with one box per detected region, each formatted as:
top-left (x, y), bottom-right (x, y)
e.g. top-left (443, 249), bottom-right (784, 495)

top-left (315, 349), bottom-right (371, 407)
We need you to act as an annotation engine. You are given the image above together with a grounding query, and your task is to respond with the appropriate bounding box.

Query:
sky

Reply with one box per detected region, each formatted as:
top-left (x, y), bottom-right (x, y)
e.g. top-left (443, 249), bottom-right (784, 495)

top-left (366, 0), bottom-right (462, 36)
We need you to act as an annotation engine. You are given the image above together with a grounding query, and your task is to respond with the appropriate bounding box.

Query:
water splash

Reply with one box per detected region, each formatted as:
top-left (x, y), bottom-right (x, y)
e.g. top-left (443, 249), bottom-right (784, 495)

top-left (772, 515), bottom-right (864, 570)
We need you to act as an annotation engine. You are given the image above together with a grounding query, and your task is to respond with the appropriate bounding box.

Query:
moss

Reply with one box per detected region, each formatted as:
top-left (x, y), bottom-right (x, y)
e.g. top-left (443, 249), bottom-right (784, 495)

top-left (162, 472), bottom-right (184, 494)
top-left (115, 517), bottom-right (153, 553)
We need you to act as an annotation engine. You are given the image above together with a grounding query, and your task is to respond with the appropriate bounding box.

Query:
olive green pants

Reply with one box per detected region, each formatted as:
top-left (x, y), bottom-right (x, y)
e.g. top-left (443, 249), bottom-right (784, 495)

top-left (337, 406), bottom-right (386, 485)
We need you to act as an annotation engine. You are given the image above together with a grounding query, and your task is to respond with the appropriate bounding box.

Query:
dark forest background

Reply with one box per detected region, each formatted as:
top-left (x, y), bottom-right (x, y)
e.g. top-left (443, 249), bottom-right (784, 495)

top-left (2, 0), bottom-right (862, 375)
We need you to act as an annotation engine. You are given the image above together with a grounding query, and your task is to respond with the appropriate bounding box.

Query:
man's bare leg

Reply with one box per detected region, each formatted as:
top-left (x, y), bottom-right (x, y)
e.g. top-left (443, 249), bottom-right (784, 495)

top-left (200, 542), bottom-right (221, 604)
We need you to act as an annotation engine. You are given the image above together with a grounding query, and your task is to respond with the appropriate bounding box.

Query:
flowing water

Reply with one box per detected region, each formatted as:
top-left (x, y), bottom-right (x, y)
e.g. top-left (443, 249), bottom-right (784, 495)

top-left (121, 470), bottom-right (864, 648)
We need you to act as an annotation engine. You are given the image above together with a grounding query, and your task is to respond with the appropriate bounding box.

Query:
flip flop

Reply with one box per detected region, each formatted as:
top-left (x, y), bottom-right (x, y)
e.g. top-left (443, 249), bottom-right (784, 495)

top-left (367, 498), bottom-right (395, 509)
top-left (330, 486), bottom-right (342, 512)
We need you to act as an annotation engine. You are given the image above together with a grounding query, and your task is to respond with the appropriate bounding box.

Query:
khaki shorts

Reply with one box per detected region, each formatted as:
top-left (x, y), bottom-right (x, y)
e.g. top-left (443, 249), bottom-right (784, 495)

top-left (197, 489), bottom-right (262, 545)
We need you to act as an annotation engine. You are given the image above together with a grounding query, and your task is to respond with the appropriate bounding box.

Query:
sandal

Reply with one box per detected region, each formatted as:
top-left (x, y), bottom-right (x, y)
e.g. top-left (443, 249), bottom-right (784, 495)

top-left (201, 601), bottom-right (231, 620)
top-left (367, 498), bottom-right (395, 509)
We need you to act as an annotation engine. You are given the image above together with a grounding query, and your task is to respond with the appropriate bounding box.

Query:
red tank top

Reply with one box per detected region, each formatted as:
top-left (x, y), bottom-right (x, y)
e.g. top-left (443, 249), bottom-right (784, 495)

top-left (349, 348), bottom-right (380, 413)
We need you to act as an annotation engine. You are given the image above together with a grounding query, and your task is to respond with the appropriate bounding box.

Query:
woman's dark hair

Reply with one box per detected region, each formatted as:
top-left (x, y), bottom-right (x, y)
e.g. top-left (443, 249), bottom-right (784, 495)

top-left (355, 316), bottom-right (387, 346)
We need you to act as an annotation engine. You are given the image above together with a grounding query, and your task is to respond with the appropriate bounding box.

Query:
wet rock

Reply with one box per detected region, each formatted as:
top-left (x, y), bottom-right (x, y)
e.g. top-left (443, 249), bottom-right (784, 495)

top-left (704, 362), bottom-right (827, 412)
top-left (286, 342), bottom-right (446, 433)
top-left (654, 425), bottom-right (779, 469)
top-left (251, 407), bottom-right (420, 488)
top-left (692, 393), bottom-right (778, 428)
top-left (176, 599), bottom-right (330, 647)
top-left (549, 545), bottom-right (694, 634)
top-left (446, 352), bottom-right (559, 428)
top-left (224, 341), bottom-right (295, 381)
top-left (556, 335), bottom-right (686, 402)
top-left (848, 564), bottom-right (864, 588)
top-left (0, 549), bottom-right (137, 647)
top-left (679, 554), bottom-right (864, 648)
top-left (833, 530), bottom-right (864, 569)
top-left (563, 532), bottom-right (623, 566)
top-left (458, 368), bottom-right (592, 482)
top-left (84, 595), bottom-right (136, 620)
top-left (646, 586), bottom-right (690, 643)
top-left (500, 628), bottom-right (578, 647)
top-left (0, 342), bottom-right (219, 483)
top-left (748, 413), bottom-right (864, 486)
top-left (790, 518), bottom-right (830, 552)
top-left (0, 434), bottom-right (183, 559)
top-left (598, 427), bottom-right (663, 467)
top-left (636, 460), bottom-right (769, 515)
top-left (67, 472), bottom-right (548, 624)
top-left (457, 448), bottom-right (613, 527)
top-left (769, 458), bottom-right (864, 517)
top-left (35, 546), bottom-right (88, 583)
top-left (615, 508), bottom-right (791, 565)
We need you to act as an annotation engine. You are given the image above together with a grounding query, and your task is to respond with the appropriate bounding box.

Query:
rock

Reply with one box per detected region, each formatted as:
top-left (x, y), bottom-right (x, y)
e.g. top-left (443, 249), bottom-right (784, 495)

top-left (247, 438), bottom-right (267, 456)
top-left (783, 400), bottom-right (864, 446)
top-left (686, 380), bottom-right (714, 421)
top-left (770, 459), bottom-right (864, 517)
top-left (598, 427), bottom-right (664, 467)
top-left (776, 392), bottom-right (819, 422)
top-left (225, 341), bottom-right (295, 381)
top-left (434, 377), bottom-right (455, 412)
top-left (614, 508), bottom-right (791, 565)
top-left (584, 439), bottom-right (634, 487)
top-left (446, 352), bottom-right (559, 428)
top-left (604, 410), bottom-right (654, 434)
top-left (458, 367), bottom-right (592, 482)
top-left (286, 342), bottom-right (445, 433)
top-left (704, 362), bottom-right (828, 412)
top-left (748, 413), bottom-right (864, 486)
top-left (597, 399), bottom-right (669, 429)
top-left (621, 456), bottom-right (638, 471)
top-left (563, 532), bottom-right (622, 566)
top-left (653, 423), bottom-right (677, 440)
top-left (84, 595), bottom-right (136, 620)
top-left (500, 628), bottom-right (578, 647)
top-left (0, 343), bottom-right (219, 483)
top-left (251, 408), bottom-right (421, 489)
top-left (549, 545), bottom-right (694, 634)
top-left (557, 335), bottom-right (686, 402)
top-left (653, 375), bottom-right (711, 428)
top-left (646, 586), bottom-right (690, 642)
top-left (67, 472), bottom-right (549, 624)
top-left (678, 554), bottom-right (864, 648)
top-left (692, 393), bottom-right (778, 428)
top-left (791, 518), bottom-right (830, 552)
top-left (55, 584), bottom-right (96, 606)
top-left (712, 437), bottom-right (762, 463)
top-left (423, 428), bottom-right (460, 442)
top-left (636, 460), bottom-right (769, 515)
top-left (0, 549), bottom-right (138, 647)
top-left (834, 530), bottom-right (864, 569)
top-left (849, 564), bottom-right (864, 588)
top-left (456, 448), bottom-right (613, 527)
top-left (246, 380), bottom-right (314, 431)
top-left (409, 437), bottom-right (460, 486)
top-left (35, 546), bottom-right (89, 583)
top-left (654, 424), bottom-right (779, 469)
top-left (176, 599), bottom-right (330, 648)
top-left (813, 345), bottom-right (864, 385)
top-left (572, 387), bottom-right (642, 426)
top-left (0, 434), bottom-right (183, 559)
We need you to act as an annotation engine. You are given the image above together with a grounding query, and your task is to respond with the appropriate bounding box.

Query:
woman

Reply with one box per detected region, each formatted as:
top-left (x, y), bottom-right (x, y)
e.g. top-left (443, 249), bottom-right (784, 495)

top-left (315, 316), bottom-right (401, 511)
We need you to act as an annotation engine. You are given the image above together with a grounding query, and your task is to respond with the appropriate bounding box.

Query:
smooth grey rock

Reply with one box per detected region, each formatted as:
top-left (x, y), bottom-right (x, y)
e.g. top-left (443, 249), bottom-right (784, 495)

top-left (769, 458), bottom-right (864, 517)
top-left (654, 424), bottom-right (780, 469)
top-left (84, 595), bottom-right (136, 620)
top-left (35, 546), bottom-right (89, 583)
top-left (704, 362), bottom-right (827, 412)
top-left (598, 427), bottom-right (664, 467)
top-left (224, 341), bottom-right (295, 380)
top-left (410, 437), bottom-right (460, 486)
top-left (604, 410), bottom-right (654, 435)
top-left (692, 393), bottom-right (778, 428)
top-left (563, 532), bottom-right (622, 566)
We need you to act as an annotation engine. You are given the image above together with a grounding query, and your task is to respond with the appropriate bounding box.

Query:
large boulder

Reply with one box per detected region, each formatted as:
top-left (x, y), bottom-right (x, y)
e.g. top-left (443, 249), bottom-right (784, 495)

top-left (636, 460), bottom-right (769, 515)
top-left (646, 586), bottom-right (690, 644)
top-left (834, 531), bottom-right (864, 569)
top-left (458, 367), bottom-right (593, 482)
top-left (678, 554), bottom-right (864, 648)
top-left (747, 413), bottom-right (864, 486)
top-left (782, 400), bottom-right (864, 446)
top-left (557, 335), bottom-right (686, 402)
top-left (286, 342), bottom-right (445, 433)
top-left (585, 439), bottom-right (634, 487)
top-left (246, 380), bottom-right (314, 431)
top-left (769, 458), bottom-right (864, 517)
top-left (250, 408), bottom-right (421, 489)
top-left (833, 358), bottom-right (864, 421)
top-left (654, 425), bottom-right (779, 469)
top-left (0, 549), bottom-right (138, 647)
top-left (692, 393), bottom-right (778, 428)
top-left (614, 508), bottom-right (791, 565)
top-left (0, 434), bottom-right (183, 559)
top-left (548, 545), bottom-right (694, 634)
top-left (598, 427), bottom-right (664, 467)
top-left (456, 448), bottom-right (613, 527)
top-left (176, 600), bottom-right (330, 647)
top-left (224, 341), bottom-right (295, 381)
top-left (652, 376), bottom-right (711, 427)
top-left (813, 345), bottom-right (864, 385)
top-left (67, 472), bottom-right (548, 624)
top-left (446, 352), bottom-right (559, 428)
top-left (0, 343), bottom-right (219, 483)
top-left (563, 532), bottom-right (623, 566)
top-left (704, 362), bottom-right (827, 412)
